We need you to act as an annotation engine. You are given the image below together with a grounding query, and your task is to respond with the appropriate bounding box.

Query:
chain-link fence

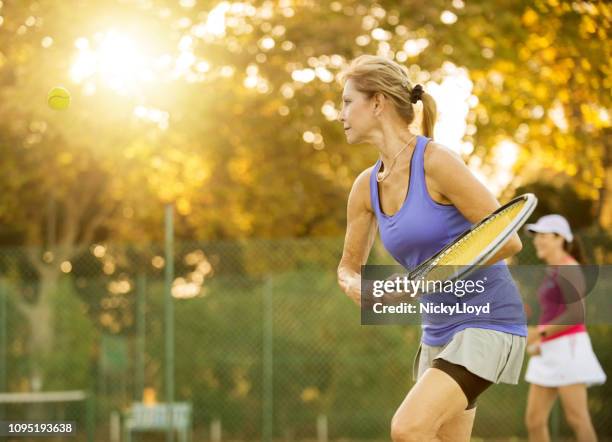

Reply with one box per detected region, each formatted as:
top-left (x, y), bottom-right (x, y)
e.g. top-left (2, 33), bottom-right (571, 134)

top-left (0, 231), bottom-right (610, 441)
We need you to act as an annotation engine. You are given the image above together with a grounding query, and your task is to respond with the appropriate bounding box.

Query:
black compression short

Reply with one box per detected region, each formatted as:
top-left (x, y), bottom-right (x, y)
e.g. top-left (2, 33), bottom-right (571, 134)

top-left (432, 358), bottom-right (493, 409)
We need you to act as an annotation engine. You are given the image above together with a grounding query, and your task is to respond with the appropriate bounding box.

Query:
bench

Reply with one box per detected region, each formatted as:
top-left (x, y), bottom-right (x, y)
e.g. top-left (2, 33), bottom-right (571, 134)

top-left (123, 402), bottom-right (192, 442)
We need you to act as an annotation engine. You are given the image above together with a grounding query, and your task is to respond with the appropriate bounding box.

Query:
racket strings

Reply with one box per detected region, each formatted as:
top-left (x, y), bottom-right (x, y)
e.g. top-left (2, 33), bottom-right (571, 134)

top-left (424, 201), bottom-right (526, 281)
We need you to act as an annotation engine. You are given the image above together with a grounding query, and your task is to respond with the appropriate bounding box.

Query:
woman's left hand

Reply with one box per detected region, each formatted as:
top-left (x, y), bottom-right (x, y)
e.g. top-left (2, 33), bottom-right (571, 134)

top-left (527, 342), bottom-right (541, 356)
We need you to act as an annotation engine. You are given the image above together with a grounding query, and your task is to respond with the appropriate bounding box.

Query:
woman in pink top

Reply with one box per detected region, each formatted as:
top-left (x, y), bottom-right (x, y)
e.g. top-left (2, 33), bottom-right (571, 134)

top-left (524, 215), bottom-right (606, 442)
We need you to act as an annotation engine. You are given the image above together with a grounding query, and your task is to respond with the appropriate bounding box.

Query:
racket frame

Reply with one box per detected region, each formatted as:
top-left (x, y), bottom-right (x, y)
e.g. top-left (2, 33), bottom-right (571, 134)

top-left (407, 193), bottom-right (538, 284)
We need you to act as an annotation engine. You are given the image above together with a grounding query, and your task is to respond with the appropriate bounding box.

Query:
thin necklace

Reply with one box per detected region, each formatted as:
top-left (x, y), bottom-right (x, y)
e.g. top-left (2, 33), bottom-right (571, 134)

top-left (377, 135), bottom-right (416, 183)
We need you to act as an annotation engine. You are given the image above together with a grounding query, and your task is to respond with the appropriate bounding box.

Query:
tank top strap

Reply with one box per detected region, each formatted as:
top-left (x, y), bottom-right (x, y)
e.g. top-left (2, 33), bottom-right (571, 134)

top-left (369, 158), bottom-right (382, 216)
top-left (408, 135), bottom-right (431, 200)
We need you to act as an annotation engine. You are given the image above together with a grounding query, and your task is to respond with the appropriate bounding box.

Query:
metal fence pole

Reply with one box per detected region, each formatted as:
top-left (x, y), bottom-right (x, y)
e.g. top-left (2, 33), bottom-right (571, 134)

top-left (0, 282), bottom-right (6, 421)
top-left (262, 277), bottom-right (274, 442)
top-left (86, 390), bottom-right (95, 442)
top-left (165, 203), bottom-right (175, 442)
top-left (135, 273), bottom-right (146, 402)
top-left (317, 414), bottom-right (328, 442)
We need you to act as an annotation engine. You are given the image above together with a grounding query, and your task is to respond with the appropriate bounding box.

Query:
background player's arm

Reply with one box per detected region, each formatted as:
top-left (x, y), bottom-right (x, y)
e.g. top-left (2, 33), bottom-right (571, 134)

top-left (337, 168), bottom-right (378, 306)
top-left (426, 143), bottom-right (522, 264)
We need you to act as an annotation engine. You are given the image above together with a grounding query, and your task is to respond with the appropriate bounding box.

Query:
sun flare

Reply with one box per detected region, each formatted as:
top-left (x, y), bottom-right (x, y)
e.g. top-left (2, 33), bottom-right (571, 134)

top-left (70, 30), bottom-right (155, 95)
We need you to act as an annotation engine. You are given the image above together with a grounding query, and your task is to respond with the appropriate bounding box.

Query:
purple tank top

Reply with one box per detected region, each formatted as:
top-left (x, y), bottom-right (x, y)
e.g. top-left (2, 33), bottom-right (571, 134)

top-left (370, 136), bottom-right (527, 346)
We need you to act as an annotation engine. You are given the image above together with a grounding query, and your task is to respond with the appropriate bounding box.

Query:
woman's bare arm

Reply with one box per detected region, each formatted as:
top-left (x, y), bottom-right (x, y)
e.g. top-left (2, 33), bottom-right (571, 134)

top-left (337, 167), bottom-right (378, 306)
top-left (426, 143), bottom-right (522, 264)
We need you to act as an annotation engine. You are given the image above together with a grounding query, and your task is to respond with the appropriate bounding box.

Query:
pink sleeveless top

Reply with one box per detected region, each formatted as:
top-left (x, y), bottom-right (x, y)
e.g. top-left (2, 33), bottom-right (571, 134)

top-left (537, 256), bottom-right (586, 342)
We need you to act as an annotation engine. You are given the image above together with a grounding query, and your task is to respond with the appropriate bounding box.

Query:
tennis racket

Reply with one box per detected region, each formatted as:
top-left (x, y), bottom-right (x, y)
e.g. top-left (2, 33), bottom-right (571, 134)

top-left (407, 193), bottom-right (538, 287)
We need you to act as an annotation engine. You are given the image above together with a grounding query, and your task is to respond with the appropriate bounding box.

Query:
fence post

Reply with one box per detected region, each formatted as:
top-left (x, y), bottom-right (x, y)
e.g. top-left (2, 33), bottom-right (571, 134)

top-left (210, 418), bottom-right (222, 442)
top-left (110, 410), bottom-right (120, 442)
top-left (262, 277), bottom-right (274, 442)
top-left (135, 273), bottom-right (146, 401)
top-left (317, 414), bottom-right (328, 442)
top-left (86, 391), bottom-right (95, 442)
top-left (0, 281), bottom-right (6, 421)
top-left (164, 203), bottom-right (175, 442)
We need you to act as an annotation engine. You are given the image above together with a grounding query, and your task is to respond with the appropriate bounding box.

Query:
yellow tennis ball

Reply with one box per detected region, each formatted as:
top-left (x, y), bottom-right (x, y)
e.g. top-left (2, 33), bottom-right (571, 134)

top-left (47, 87), bottom-right (71, 110)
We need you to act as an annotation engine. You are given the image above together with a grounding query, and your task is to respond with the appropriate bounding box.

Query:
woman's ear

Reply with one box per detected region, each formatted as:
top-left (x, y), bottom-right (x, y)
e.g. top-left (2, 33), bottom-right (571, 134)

top-left (372, 92), bottom-right (385, 116)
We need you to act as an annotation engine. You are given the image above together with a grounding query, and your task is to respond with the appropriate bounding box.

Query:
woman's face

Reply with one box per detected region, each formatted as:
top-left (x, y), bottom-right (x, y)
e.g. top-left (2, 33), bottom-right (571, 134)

top-left (532, 232), bottom-right (564, 260)
top-left (339, 79), bottom-right (375, 144)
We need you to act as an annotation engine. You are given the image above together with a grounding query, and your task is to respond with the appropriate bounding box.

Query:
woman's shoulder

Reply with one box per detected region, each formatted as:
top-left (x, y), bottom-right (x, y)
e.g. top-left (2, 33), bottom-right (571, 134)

top-left (351, 163), bottom-right (377, 186)
top-left (349, 165), bottom-right (376, 212)
top-left (562, 255), bottom-right (579, 265)
top-left (423, 141), bottom-right (464, 170)
top-left (422, 141), bottom-right (468, 196)
top-left (549, 260), bottom-right (586, 289)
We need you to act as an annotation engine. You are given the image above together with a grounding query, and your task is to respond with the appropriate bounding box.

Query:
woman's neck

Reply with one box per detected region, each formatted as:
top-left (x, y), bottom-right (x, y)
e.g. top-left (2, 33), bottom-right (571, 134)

top-left (377, 130), bottom-right (416, 167)
top-left (545, 250), bottom-right (574, 265)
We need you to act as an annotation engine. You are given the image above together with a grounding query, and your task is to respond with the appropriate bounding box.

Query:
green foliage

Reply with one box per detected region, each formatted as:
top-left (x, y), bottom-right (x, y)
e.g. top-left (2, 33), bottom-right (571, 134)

top-left (516, 181), bottom-right (596, 229)
top-left (44, 276), bottom-right (96, 390)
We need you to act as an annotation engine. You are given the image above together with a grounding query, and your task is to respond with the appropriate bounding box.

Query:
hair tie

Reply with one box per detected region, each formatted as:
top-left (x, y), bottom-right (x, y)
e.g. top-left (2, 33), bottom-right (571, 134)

top-left (410, 84), bottom-right (424, 104)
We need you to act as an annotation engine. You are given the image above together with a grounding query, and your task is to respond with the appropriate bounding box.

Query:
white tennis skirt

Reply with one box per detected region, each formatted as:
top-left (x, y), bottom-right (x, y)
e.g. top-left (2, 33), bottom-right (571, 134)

top-left (525, 332), bottom-right (607, 387)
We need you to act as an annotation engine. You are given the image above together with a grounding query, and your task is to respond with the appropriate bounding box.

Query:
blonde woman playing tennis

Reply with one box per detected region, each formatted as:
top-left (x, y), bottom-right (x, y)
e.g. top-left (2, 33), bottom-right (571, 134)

top-left (336, 55), bottom-right (528, 442)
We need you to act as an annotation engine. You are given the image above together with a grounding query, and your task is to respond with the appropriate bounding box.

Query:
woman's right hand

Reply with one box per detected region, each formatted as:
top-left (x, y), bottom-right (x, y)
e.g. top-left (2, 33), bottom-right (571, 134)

top-left (344, 276), bottom-right (364, 306)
